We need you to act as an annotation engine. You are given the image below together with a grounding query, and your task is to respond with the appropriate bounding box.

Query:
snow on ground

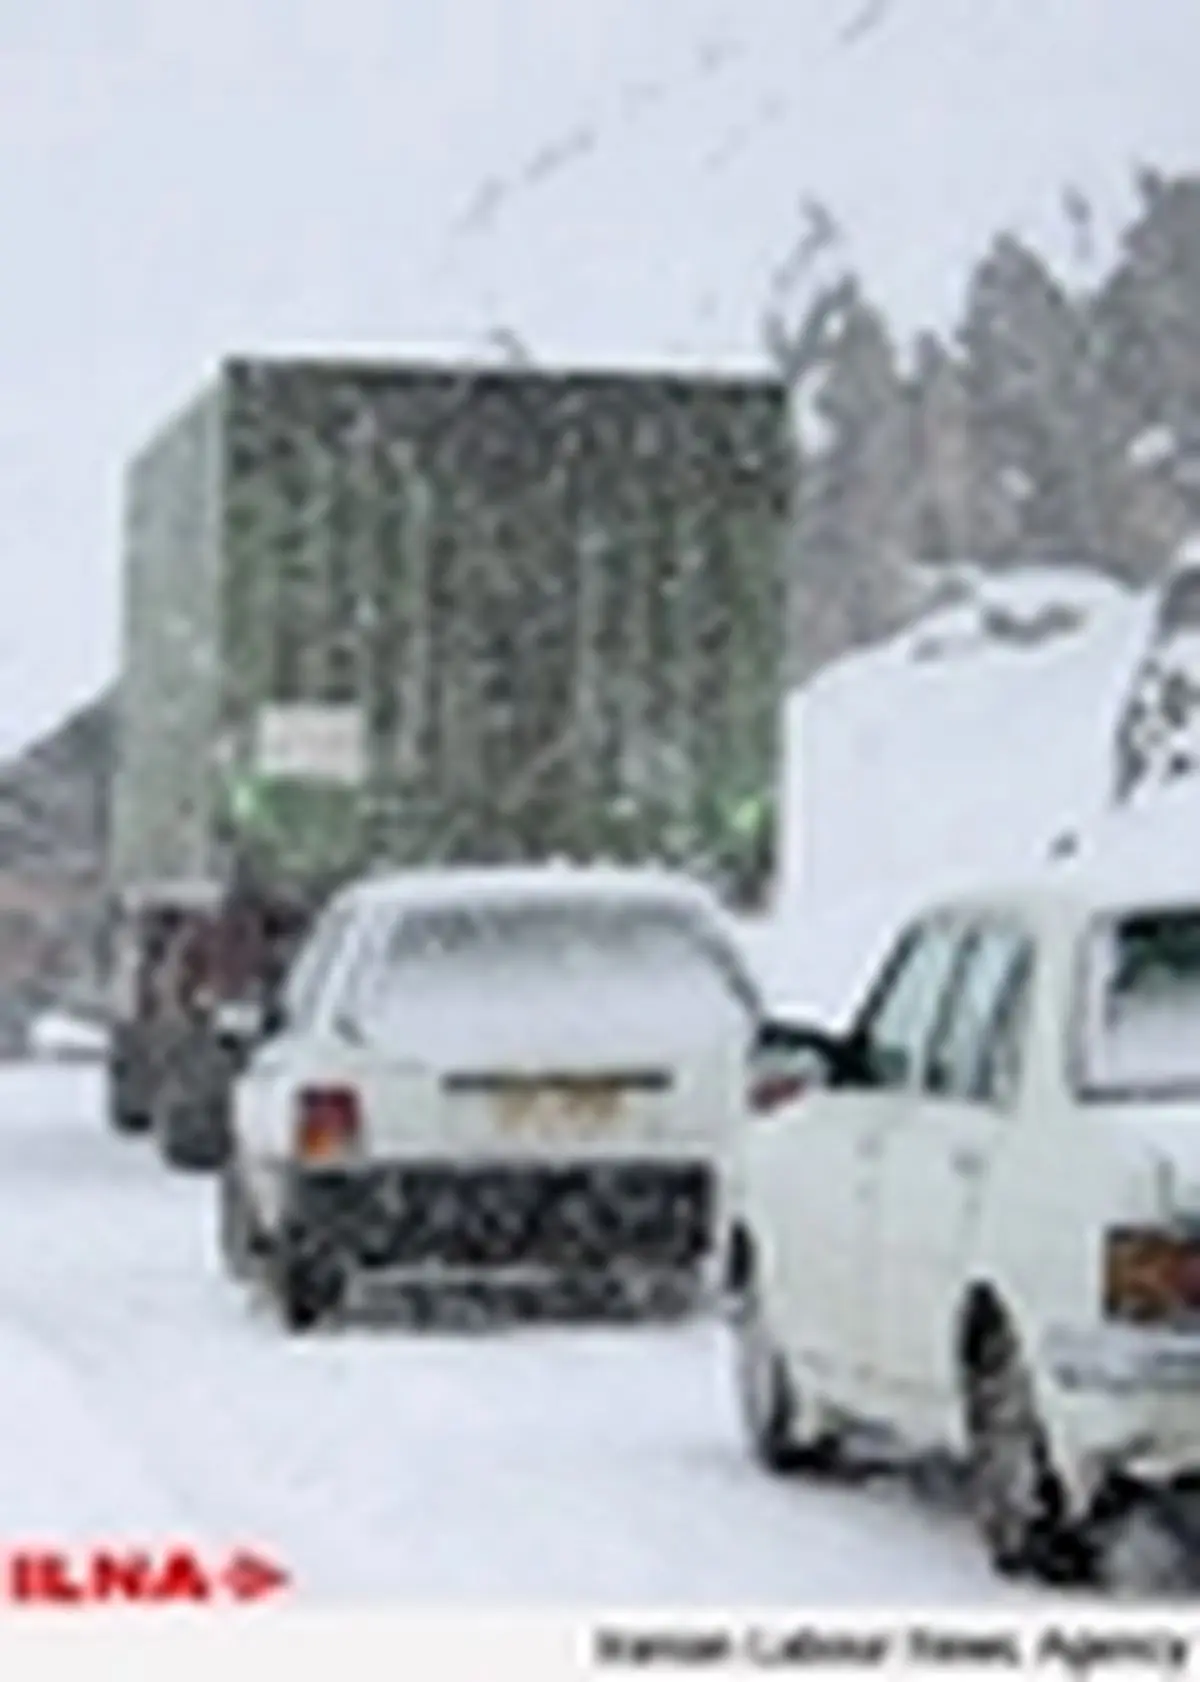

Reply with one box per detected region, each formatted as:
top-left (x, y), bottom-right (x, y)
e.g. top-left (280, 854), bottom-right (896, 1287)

top-left (27, 1011), bottom-right (108, 1061)
top-left (0, 1062), bottom-right (1051, 1607)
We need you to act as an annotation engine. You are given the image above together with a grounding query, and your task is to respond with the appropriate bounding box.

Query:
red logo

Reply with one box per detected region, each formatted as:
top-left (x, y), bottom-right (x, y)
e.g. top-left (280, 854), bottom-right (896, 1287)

top-left (4, 1546), bottom-right (290, 1606)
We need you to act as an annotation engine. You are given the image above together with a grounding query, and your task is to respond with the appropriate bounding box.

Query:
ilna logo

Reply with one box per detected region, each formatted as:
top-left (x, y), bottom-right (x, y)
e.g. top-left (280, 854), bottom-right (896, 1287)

top-left (3, 1545), bottom-right (290, 1605)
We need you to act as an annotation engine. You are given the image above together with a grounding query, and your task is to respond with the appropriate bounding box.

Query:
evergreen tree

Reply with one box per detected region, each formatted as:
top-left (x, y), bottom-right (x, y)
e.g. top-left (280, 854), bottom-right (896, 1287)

top-left (789, 282), bottom-right (916, 677)
top-left (959, 233), bottom-right (1126, 570)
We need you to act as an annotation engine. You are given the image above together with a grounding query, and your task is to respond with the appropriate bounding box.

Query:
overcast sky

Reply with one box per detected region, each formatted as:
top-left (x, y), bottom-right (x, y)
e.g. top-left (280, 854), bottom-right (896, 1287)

top-left (0, 0), bottom-right (1197, 762)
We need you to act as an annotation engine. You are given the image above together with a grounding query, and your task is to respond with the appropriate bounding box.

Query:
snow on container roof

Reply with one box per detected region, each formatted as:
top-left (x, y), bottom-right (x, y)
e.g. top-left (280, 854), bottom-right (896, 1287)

top-left (339, 862), bottom-right (725, 915)
top-left (116, 878), bottom-right (226, 911)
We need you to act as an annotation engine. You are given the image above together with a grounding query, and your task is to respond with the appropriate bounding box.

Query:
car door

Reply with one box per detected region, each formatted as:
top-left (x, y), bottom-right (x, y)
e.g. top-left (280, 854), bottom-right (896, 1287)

top-left (870, 914), bottom-right (1035, 1423)
top-left (767, 915), bottom-right (965, 1410)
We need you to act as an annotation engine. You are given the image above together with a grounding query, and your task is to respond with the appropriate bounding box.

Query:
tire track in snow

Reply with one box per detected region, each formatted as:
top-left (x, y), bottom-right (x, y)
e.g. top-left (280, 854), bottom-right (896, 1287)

top-left (0, 1308), bottom-right (194, 1541)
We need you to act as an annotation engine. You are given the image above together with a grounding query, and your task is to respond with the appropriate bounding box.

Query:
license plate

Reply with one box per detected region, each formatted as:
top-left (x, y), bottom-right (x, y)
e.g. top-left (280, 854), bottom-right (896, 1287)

top-left (494, 1080), bottom-right (625, 1137)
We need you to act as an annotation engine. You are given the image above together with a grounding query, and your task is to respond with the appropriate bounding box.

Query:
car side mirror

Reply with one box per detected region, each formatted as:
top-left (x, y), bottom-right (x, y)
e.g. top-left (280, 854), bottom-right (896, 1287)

top-left (748, 1016), bottom-right (844, 1115)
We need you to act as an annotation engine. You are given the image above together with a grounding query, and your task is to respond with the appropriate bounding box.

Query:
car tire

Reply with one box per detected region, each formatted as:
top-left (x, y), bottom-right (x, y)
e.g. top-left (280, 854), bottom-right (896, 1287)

top-left (1091, 1489), bottom-right (1200, 1597)
top-left (962, 1315), bottom-right (1088, 1582)
top-left (218, 1158), bottom-right (258, 1282)
top-left (271, 1235), bottom-right (345, 1334)
top-left (731, 1246), bottom-right (838, 1475)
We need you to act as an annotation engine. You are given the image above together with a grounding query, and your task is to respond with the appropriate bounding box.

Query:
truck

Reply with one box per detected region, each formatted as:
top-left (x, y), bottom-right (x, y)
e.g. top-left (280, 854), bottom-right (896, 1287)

top-left (104, 354), bottom-right (792, 1167)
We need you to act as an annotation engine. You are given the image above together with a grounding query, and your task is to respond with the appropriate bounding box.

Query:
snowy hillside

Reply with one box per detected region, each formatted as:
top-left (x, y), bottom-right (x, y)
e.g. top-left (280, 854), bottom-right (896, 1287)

top-left (1054, 772), bottom-right (1200, 903)
top-left (779, 566), bottom-right (1153, 903)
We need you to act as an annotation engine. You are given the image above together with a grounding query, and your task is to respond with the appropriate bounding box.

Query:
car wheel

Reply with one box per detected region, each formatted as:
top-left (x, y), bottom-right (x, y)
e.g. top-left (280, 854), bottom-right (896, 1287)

top-left (963, 1316), bottom-right (1087, 1581)
top-left (218, 1158), bottom-right (258, 1282)
top-left (271, 1235), bottom-right (345, 1334)
top-left (1091, 1490), bottom-right (1200, 1597)
top-left (731, 1246), bottom-right (837, 1474)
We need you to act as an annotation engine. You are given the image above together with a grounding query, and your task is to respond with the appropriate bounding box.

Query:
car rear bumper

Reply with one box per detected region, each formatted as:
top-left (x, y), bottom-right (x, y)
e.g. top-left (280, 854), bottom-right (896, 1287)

top-left (279, 1158), bottom-right (716, 1275)
top-left (1045, 1323), bottom-right (1200, 1394)
top-left (1044, 1323), bottom-right (1200, 1492)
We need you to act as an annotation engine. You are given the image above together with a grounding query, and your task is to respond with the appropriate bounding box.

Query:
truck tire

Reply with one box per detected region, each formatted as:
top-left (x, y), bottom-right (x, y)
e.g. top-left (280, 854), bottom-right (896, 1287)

top-left (155, 1088), bottom-right (230, 1172)
top-left (107, 1056), bottom-right (151, 1136)
top-left (108, 1091), bottom-right (151, 1136)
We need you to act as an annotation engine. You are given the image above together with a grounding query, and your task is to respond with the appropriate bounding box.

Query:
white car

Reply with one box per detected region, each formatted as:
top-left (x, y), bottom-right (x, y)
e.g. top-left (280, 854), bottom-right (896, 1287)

top-left (730, 871), bottom-right (1200, 1592)
top-left (220, 864), bottom-right (760, 1331)
top-left (28, 1010), bottom-right (108, 1062)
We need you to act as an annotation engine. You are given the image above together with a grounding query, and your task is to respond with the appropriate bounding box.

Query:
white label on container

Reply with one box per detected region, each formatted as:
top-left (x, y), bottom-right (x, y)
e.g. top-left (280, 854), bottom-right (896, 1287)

top-left (254, 704), bottom-right (366, 785)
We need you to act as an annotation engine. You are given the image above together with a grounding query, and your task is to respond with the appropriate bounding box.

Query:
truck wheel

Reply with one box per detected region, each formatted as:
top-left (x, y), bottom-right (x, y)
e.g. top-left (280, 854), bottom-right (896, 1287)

top-left (962, 1315), bottom-right (1088, 1582)
top-left (731, 1243), bottom-right (838, 1474)
top-left (107, 1062), bottom-right (150, 1135)
top-left (108, 1094), bottom-right (151, 1136)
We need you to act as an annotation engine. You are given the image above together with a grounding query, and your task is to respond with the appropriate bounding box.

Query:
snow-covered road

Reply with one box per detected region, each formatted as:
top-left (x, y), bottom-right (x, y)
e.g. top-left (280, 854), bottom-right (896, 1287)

top-left (0, 1064), bottom-right (1052, 1607)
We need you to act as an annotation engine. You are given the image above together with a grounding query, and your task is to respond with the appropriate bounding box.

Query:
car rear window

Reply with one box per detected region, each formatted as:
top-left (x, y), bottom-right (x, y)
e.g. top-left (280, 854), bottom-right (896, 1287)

top-left (1078, 905), bottom-right (1200, 1098)
top-left (370, 896), bottom-right (759, 1013)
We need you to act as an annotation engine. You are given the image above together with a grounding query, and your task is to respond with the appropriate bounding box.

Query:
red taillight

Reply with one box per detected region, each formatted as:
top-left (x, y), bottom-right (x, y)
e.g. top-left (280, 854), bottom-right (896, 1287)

top-left (1104, 1227), bottom-right (1200, 1324)
top-left (294, 1085), bottom-right (361, 1163)
top-left (749, 1072), bottom-right (810, 1116)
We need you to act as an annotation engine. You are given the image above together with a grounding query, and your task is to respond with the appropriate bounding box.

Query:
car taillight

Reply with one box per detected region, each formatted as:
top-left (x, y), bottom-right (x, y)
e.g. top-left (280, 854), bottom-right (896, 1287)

top-left (1103, 1227), bottom-right (1200, 1324)
top-left (294, 1085), bottom-right (361, 1163)
top-left (749, 1072), bottom-right (810, 1116)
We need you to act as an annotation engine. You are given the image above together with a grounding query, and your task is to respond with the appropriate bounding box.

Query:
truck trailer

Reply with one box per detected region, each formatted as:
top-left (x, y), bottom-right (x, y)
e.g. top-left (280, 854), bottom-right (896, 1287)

top-left (105, 354), bottom-right (792, 1165)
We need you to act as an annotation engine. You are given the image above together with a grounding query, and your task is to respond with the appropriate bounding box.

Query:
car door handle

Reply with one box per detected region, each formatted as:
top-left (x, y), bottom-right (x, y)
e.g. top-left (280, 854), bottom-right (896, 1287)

top-left (951, 1146), bottom-right (984, 1179)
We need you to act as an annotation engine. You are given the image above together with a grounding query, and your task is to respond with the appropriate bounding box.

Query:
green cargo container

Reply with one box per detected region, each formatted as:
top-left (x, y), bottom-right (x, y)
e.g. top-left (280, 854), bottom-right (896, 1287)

top-left (110, 355), bottom-right (791, 903)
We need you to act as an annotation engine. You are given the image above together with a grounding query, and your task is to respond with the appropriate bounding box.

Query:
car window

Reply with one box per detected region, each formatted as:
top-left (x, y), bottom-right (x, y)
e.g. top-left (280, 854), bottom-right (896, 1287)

top-left (977, 946), bottom-right (1034, 1108)
top-left (1077, 905), bottom-right (1200, 1099)
top-left (283, 904), bottom-right (357, 1031)
top-left (854, 916), bottom-right (967, 1090)
top-left (325, 907), bottom-right (404, 1029)
top-left (362, 895), bottom-right (759, 1016)
top-left (924, 921), bottom-right (1034, 1106)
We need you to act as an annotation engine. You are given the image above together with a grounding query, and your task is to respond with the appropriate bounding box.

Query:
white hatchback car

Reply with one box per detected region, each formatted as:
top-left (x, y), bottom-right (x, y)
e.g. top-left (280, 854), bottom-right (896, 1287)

top-left (731, 872), bottom-right (1200, 1591)
top-left (220, 864), bottom-right (759, 1331)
